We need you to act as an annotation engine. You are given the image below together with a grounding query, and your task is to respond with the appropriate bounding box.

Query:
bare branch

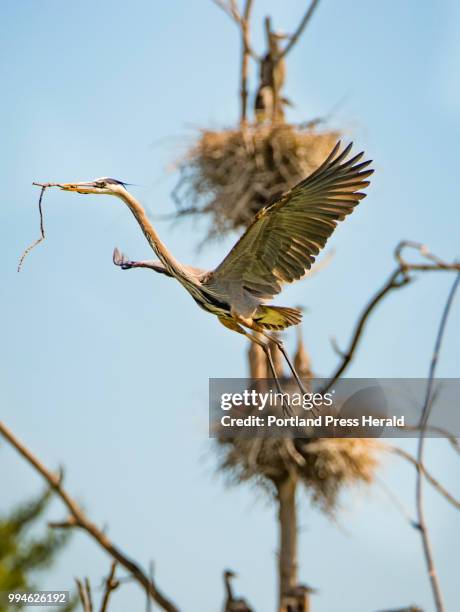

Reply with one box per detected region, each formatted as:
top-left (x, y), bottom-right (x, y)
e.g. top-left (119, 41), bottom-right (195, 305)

top-left (385, 445), bottom-right (460, 511)
top-left (48, 516), bottom-right (78, 529)
top-left (230, 0), bottom-right (241, 20)
top-left (146, 561), bottom-right (155, 612)
top-left (395, 240), bottom-right (449, 269)
top-left (279, 0), bottom-right (322, 60)
top-left (85, 578), bottom-right (94, 612)
top-left (239, 0), bottom-right (255, 124)
top-left (0, 420), bottom-right (180, 612)
top-left (330, 336), bottom-right (346, 359)
top-left (415, 271), bottom-right (460, 612)
top-left (374, 476), bottom-right (414, 527)
top-left (211, 0), bottom-right (236, 20)
top-left (400, 423), bottom-right (460, 455)
top-left (100, 562), bottom-right (119, 612)
top-left (321, 242), bottom-right (460, 394)
top-left (76, 578), bottom-right (92, 612)
top-left (211, 0), bottom-right (259, 61)
top-left (320, 267), bottom-right (410, 393)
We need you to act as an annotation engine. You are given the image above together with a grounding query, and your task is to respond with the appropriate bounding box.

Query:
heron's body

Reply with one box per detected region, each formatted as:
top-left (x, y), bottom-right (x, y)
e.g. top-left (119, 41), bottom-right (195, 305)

top-left (58, 141), bottom-right (373, 405)
top-left (113, 249), bottom-right (301, 331)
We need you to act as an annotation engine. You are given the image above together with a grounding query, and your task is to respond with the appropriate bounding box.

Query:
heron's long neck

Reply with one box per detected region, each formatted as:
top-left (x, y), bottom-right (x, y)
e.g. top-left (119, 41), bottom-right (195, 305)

top-left (224, 576), bottom-right (233, 602)
top-left (118, 190), bottom-right (188, 280)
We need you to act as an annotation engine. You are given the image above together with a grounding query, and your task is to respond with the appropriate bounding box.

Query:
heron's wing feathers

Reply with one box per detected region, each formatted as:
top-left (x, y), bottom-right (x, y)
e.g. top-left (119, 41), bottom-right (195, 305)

top-left (206, 142), bottom-right (373, 299)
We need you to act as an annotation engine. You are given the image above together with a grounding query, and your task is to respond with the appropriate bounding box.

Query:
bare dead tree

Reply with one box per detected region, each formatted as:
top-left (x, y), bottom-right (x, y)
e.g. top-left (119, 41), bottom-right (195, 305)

top-left (0, 420), bottom-right (180, 612)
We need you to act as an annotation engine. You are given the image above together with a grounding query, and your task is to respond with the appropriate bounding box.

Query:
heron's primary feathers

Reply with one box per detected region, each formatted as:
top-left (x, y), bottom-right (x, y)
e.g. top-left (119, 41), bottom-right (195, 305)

top-left (205, 141), bottom-right (373, 300)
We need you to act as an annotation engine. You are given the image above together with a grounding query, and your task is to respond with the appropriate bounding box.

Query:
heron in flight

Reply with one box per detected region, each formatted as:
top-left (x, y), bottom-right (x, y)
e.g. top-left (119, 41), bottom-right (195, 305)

top-left (56, 142), bottom-right (373, 404)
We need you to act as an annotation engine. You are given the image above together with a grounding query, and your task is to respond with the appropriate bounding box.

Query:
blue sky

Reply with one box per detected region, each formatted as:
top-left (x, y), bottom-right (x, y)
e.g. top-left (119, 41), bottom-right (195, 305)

top-left (1, 1), bottom-right (460, 610)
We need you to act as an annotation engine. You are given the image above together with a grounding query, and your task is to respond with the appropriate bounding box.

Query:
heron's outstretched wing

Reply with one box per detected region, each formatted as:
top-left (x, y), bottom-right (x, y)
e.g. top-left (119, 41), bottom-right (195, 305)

top-left (205, 142), bottom-right (373, 299)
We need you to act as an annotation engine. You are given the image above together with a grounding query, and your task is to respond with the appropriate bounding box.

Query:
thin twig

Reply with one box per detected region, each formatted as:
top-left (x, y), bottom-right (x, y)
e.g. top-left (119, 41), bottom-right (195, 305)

top-left (278, 0), bottom-right (322, 60)
top-left (146, 561), bottom-right (154, 612)
top-left (374, 476), bottom-right (414, 527)
top-left (76, 578), bottom-right (92, 612)
top-left (385, 445), bottom-right (460, 511)
top-left (18, 185), bottom-right (47, 272)
top-left (211, 0), bottom-right (259, 60)
top-left (0, 420), bottom-right (180, 612)
top-left (211, 0), bottom-right (234, 18)
top-left (48, 517), bottom-right (78, 529)
top-left (100, 562), bottom-right (119, 612)
top-left (400, 423), bottom-right (460, 455)
top-left (85, 578), bottom-right (94, 612)
top-left (415, 271), bottom-right (460, 612)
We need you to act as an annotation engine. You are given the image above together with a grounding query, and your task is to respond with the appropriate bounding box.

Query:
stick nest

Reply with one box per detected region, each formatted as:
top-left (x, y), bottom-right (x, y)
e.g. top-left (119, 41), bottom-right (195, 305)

top-left (215, 368), bottom-right (381, 514)
top-left (216, 433), bottom-right (380, 513)
top-left (173, 124), bottom-right (340, 237)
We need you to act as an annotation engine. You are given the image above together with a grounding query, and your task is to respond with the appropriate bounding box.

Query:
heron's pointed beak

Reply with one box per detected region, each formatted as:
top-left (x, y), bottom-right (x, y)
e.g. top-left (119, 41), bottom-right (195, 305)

top-left (59, 181), bottom-right (97, 194)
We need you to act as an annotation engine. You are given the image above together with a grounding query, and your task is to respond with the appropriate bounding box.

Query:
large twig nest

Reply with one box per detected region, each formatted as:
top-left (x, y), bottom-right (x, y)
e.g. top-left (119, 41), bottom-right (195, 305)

top-left (173, 124), bottom-right (340, 237)
top-left (216, 431), bottom-right (380, 514)
top-left (214, 352), bottom-right (381, 513)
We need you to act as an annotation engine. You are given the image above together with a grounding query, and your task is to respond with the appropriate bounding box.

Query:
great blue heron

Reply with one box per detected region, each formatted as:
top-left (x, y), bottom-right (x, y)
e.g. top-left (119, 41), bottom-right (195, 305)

top-left (223, 570), bottom-right (253, 612)
top-left (54, 141), bottom-right (373, 406)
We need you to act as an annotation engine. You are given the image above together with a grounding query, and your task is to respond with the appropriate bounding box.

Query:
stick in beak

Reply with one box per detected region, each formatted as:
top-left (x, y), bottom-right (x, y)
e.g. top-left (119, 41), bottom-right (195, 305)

top-left (32, 181), bottom-right (95, 193)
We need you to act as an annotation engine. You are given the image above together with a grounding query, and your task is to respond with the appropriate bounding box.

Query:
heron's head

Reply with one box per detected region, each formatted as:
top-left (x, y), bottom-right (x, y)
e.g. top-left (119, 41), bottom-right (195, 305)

top-left (59, 177), bottom-right (128, 196)
top-left (224, 570), bottom-right (236, 579)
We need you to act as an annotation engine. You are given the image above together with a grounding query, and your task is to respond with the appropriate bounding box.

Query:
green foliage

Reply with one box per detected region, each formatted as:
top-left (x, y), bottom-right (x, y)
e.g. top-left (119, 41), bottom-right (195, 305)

top-left (0, 487), bottom-right (76, 611)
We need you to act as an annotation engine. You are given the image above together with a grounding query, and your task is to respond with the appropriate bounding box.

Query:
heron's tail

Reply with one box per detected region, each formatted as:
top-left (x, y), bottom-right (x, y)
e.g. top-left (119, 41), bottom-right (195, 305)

top-left (254, 305), bottom-right (302, 331)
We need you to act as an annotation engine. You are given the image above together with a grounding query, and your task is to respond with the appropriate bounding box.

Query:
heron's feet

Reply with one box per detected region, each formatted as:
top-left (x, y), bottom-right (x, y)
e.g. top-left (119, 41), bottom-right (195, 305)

top-left (113, 247), bottom-right (136, 270)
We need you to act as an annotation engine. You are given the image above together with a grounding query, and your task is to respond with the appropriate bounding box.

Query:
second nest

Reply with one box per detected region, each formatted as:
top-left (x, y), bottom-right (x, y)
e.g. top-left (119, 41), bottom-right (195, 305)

top-left (173, 124), bottom-right (340, 237)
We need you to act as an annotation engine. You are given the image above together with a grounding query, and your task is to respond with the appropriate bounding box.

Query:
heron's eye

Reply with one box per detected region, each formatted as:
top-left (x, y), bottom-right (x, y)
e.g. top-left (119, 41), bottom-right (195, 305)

top-left (95, 181), bottom-right (106, 189)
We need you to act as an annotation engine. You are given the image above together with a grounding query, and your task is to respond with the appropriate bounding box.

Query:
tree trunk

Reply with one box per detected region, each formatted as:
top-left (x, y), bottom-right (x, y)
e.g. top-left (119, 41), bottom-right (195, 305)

top-left (276, 474), bottom-right (298, 611)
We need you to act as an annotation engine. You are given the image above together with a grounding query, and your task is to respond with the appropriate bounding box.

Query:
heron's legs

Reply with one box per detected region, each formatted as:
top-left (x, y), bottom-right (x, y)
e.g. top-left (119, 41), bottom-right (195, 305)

top-left (261, 331), bottom-right (310, 396)
top-left (260, 331), bottom-right (322, 417)
top-left (218, 317), bottom-right (292, 416)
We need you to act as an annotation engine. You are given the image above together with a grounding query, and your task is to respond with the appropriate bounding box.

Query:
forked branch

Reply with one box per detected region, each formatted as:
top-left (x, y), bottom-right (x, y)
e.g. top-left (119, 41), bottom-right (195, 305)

top-left (99, 562), bottom-right (119, 612)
